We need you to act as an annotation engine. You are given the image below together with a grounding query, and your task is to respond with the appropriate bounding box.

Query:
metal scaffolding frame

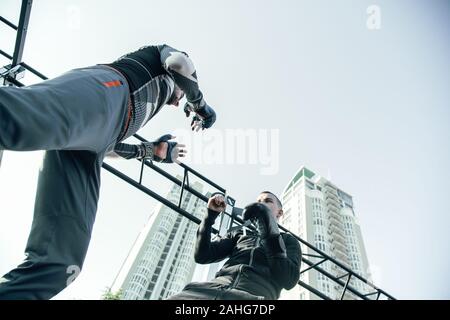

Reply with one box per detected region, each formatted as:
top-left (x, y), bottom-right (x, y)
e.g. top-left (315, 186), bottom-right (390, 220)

top-left (0, 0), bottom-right (395, 300)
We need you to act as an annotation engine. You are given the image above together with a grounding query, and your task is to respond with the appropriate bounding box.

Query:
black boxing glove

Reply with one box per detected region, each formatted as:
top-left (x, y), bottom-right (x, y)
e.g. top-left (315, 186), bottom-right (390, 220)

top-left (184, 101), bottom-right (216, 130)
top-left (242, 202), bottom-right (286, 258)
top-left (195, 104), bottom-right (216, 129)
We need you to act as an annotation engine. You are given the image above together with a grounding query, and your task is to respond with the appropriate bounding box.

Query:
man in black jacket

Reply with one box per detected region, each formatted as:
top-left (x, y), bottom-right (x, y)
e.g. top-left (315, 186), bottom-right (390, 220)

top-left (167, 191), bottom-right (301, 300)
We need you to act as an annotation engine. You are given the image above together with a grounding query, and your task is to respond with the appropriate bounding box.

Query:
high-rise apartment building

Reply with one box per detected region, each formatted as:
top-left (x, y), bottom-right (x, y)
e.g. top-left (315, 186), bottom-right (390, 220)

top-left (111, 180), bottom-right (206, 300)
top-left (279, 166), bottom-right (371, 300)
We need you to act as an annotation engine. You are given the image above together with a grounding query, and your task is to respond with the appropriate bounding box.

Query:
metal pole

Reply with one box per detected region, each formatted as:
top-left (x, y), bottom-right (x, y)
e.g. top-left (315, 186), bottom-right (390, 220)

top-left (0, 49), bottom-right (13, 60)
top-left (278, 222), bottom-right (393, 298)
top-left (144, 159), bottom-right (209, 203)
top-left (0, 16), bottom-right (18, 30)
top-left (299, 258), bottom-right (327, 275)
top-left (302, 257), bottom-right (369, 300)
top-left (20, 62), bottom-right (48, 80)
top-left (102, 162), bottom-right (218, 235)
top-left (298, 280), bottom-right (332, 300)
top-left (0, 50), bottom-right (47, 81)
top-left (133, 133), bottom-right (227, 193)
top-left (4, 76), bottom-right (24, 87)
top-left (12, 0), bottom-right (33, 67)
top-left (179, 162), bottom-right (226, 193)
top-left (178, 169), bottom-right (188, 208)
top-left (340, 274), bottom-right (352, 300)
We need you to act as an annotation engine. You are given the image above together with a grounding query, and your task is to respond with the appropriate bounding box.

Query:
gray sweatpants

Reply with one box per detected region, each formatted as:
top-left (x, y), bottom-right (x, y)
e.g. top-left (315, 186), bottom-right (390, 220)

top-left (0, 66), bottom-right (129, 299)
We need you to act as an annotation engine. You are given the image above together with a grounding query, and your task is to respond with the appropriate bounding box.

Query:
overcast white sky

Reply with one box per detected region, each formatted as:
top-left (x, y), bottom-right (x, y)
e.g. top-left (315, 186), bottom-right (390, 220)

top-left (0, 0), bottom-right (449, 299)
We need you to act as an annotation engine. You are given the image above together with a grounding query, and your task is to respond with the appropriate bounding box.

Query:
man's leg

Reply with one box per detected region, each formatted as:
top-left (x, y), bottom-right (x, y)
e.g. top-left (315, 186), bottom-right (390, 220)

top-left (0, 149), bottom-right (104, 299)
top-left (219, 288), bottom-right (266, 300)
top-left (0, 66), bottom-right (129, 153)
top-left (166, 282), bottom-right (224, 300)
top-left (167, 283), bottom-right (266, 300)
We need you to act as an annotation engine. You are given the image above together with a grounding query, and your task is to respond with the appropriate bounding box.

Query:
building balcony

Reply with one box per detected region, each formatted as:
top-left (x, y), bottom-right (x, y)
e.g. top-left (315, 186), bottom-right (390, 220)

top-left (330, 235), bottom-right (346, 247)
top-left (329, 243), bottom-right (344, 253)
top-left (330, 226), bottom-right (341, 235)
top-left (334, 253), bottom-right (348, 264)
top-left (329, 225), bottom-right (345, 237)
top-left (325, 191), bottom-right (339, 200)
top-left (329, 226), bottom-right (345, 237)
top-left (333, 232), bottom-right (346, 243)
top-left (332, 228), bottom-right (345, 237)
top-left (328, 216), bottom-right (344, 227)
top-left (330, 247), bottom-right (348, 262)
top-left (328, 207), bottom-right (341, 216)
top-left (324, 188), bottom-right (338, 197)
top-left (326, 199), bottom-right (340, 208)
top-left (327, 201), bottom-right (340, 210)
top-left (327, 205), bottom-right (340, 213)
top-left (334, 237), bottom-right (346, 248)
top-left (326, 198), bottom-right (340, 207)
top-left (329, 213), bottom-right (343, 221)
top-left (327, 209), bottom-right (339, 218)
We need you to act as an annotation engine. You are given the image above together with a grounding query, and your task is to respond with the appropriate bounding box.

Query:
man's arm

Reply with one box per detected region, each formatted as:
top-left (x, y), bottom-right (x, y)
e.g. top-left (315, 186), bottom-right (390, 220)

top-left (194, 194), bottom-right (236, 264)
top-left (194, 212), bottom-right (236, 264)
top-left (159, 44), bottom-right (216, 130)
top-left (108, 142), bottom-right (147, 159)
top-left (107, 135), bottom-right (186, 162)
top-left (242, 203), bottom-right (301, 290)
top-left (262, 233), bottom-right (301, 290)
top-left (158, 44), bottom-right (203, 105)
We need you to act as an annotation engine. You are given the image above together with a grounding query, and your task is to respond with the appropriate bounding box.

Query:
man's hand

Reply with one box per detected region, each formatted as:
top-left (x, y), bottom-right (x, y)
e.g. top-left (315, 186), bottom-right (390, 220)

top-left (190, 115), bottom-right (203, 132)
top-left (184, 102), bottom-right (216, 132)
top-left (242, 202), bottom-right (286, 258)
top-left (152, 134), bottom-right (187, 164)
top-left (207, 194), bottom-right (227, 213)
top-left (242, 202), bottom-right (280, 239)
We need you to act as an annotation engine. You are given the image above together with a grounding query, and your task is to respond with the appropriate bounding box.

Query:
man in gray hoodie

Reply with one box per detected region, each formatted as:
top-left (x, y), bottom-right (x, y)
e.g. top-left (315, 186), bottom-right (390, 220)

top-left (0, 44), bottom-right (216, 299)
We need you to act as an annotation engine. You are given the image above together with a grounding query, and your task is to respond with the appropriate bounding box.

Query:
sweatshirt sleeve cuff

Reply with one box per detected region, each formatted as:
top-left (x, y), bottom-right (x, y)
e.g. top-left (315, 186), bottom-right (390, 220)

top-left (204, 209), bottom-right (220, 225)
top-left (137, 141), bottom-right (154, 159)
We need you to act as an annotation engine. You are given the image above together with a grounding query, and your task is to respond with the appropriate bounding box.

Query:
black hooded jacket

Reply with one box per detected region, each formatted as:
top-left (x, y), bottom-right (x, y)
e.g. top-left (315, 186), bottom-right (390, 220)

top-left (194, 214), bottom-right (301, 300)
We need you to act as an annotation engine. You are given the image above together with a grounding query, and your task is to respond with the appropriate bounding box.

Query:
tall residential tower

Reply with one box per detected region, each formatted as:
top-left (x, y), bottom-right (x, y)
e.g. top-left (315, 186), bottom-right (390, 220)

top-left (111, 180), bottom-right (206, 300)
top-left (279, 166), bottom-right (371, 300)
